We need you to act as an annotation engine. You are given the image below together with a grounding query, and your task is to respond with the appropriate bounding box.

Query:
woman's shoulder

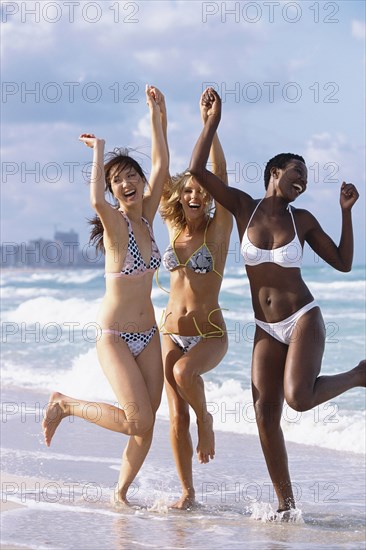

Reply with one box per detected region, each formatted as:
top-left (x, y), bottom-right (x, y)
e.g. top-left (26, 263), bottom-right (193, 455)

top-left (291, 205), bottom-right (314, 219)
top-left (291, 206), bottom-right (319, 232)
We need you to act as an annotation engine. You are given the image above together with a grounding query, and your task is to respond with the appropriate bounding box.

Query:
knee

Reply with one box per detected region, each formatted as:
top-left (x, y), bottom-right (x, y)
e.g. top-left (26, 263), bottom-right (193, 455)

top-left (126, 414), bottom-right (155, 436)
top-left (285, 389), bottom-right (312, 412)
top-left (171, 409), bottom-right (190, 437)
top-left (254, 400), bottom-right (282, 435)
top-left (173, 361), bottom-right (194, 391)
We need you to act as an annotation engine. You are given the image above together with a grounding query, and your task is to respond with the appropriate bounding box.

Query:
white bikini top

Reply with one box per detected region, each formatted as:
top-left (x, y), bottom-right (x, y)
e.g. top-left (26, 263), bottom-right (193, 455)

top-left (240, 200), bottom-right (303, 268)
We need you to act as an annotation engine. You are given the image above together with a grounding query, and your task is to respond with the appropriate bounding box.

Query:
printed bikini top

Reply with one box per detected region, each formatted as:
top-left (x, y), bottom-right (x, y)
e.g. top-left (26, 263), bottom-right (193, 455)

top-left (162, 219), bottom-right (222, 278)
top-left (105, 210), bottom-right (161, 278)
top-left (240, 200), bottom-right (303, 268)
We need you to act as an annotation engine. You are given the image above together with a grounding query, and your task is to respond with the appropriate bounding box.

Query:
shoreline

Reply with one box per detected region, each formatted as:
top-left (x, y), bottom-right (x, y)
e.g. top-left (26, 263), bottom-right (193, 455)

top-left (1, 385), bottom-right (365, 549)
top-left (2, 382), bottom-right (365, 456)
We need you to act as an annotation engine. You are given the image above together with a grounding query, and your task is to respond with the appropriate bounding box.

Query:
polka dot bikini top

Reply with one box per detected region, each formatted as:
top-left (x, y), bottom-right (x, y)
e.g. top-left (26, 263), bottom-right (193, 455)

top-left (105, 210), bottom-right (161, 278)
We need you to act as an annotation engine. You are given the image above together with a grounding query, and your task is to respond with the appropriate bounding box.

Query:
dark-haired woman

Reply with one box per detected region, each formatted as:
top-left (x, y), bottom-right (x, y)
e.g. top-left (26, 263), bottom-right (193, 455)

top-left (188, 88), bottom-right (365, 515)
top-left (42, 85), bottom-right (169, 505)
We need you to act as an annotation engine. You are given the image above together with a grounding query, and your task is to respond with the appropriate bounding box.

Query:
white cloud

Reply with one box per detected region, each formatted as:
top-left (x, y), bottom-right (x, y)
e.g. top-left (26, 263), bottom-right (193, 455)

top-left (1, 20), bottom-right (54, 58)
top-left (169, 148), bottom-right (189, 174)
top-left (305, 132), bottom-right (346, 164)
top-left (304, 132), bottom-right (363, 190)
top-left (132, 113), bottom-right (151, 139)
top-left (134, 50), bottom-right (163, 69)
top-left (136, 1), bottom-right (200, 31)
top-left (287, 58), bottom-right (309, 72)
top-left (191, 61), bottom-right (213, 77)
top-left (1, 1), bottom-right (364, 261)
top-left (352, 20), bottom-right (366, 40)
top-left (1, 122), bottom-right (81, 161)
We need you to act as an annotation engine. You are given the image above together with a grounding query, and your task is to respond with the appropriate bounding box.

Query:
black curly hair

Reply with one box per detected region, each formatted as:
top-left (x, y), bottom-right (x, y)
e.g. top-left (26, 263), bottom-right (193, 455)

top-left (264, 153), bottom-right (305, 189)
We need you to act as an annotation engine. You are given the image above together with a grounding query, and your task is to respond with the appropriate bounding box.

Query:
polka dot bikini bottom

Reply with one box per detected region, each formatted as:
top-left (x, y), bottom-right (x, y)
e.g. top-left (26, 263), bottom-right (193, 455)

top-left (101, 325), bottom-right (157, 358)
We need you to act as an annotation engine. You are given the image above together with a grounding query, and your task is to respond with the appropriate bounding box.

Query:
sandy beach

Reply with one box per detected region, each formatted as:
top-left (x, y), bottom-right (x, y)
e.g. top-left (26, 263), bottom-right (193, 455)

top-left (1, 385), bottom-right (365, 549)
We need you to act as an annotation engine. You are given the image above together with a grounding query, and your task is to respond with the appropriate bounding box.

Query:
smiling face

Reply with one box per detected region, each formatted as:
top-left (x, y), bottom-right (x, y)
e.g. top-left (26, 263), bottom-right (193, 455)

top-left (179, 177), bottom-right (211, 220)
top-left (109, 163), bottom-right (146, 205)
top-left (273, 160), bottom-right (308, 202)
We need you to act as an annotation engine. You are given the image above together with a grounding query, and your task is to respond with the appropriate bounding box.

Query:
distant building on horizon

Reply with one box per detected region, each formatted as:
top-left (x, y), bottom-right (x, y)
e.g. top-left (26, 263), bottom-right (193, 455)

top-left (1, 229), bottom-right (104, 269)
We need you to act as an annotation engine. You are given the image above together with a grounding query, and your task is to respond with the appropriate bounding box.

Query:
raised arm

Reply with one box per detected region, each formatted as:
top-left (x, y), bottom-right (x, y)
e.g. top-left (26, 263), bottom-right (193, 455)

top-left (303, 182), bottom-right (359, 271)
top-left (200, 91), bottom-right (227, 185)
top-left (142, 85), bottom-right (169, 223)
top-left (200, 89), bottom-right (233, 228)
top-left (189, 88), bottom-right (249, 219)
top-left (79, 134), bottom-right (115, 215)
top-left (79, 133), bottom-right (122, 244)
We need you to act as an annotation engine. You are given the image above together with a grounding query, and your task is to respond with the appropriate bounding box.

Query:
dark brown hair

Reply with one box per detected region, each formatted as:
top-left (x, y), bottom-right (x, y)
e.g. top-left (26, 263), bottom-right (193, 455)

top-left (88, 149), bottom-right (147, 253)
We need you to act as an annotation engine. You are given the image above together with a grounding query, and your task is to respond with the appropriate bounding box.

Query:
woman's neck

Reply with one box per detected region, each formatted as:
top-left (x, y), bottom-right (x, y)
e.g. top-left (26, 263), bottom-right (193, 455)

top-left (183, 215), bottom-right (208, 236)
top-left (119, 203), bottom-right (144, 224)
top-left (262, 193), bottom-right (289, 216)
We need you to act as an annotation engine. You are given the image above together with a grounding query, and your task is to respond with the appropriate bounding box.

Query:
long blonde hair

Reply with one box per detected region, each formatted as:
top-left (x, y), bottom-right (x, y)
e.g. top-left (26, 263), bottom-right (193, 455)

top-left (160, 171), bottom-right (213, 230)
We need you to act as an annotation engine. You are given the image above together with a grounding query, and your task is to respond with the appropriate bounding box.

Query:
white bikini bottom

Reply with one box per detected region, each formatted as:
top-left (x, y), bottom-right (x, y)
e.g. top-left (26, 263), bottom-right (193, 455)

top-left (255, 300), bottom-right (319, 345)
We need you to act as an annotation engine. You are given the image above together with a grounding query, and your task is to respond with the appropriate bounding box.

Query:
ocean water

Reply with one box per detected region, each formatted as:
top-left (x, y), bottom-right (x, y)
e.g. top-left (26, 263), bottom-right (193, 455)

top-left (1, 265), bottom-right (365, 454)
top-left (1, 265), bottom-right (365, 549)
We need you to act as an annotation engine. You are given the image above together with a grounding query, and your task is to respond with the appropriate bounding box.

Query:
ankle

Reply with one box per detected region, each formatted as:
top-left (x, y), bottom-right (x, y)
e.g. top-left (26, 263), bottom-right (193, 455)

top-left (182, 486), bottom-right (195, 499)
top-left (114, 483), bottom-right (129, 500)
top-left (58, 398), bottom-right (71, 416)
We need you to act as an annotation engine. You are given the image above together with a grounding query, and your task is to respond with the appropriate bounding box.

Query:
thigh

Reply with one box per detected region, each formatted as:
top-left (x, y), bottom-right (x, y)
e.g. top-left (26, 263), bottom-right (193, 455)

top-left (251, 326), bottom-right (288, 405)
top-left (284, 306), bottom-right (325, 393)
top-left (174, 332), bottom-right (228, 378)
top-left (96, 334), bottom-right (152, 421)
top-left (162, 334), bottom-right (189, 415)
top-left (136, 330), bottom-right (164, 414)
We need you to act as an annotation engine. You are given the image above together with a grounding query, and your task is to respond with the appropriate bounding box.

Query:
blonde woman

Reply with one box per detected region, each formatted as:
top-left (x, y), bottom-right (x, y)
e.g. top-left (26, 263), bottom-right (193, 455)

top-left (42, 86), bottom-right (168, 506)
top-left (159, 90), bottom-right (233, 509)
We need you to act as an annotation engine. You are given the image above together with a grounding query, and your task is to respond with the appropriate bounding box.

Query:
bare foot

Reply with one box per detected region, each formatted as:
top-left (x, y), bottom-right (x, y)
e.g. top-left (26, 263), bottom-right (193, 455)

top-left (42, 391), bottom-right (70, 447)
top-left (196, 413), bottom-right (215, 464)
top-left (353, 360), bottom-right (366, 386)
top-left (274, 507), bottom-right (302, 523)
top-left (276, 510), bottom-right (291, 522)
top-left (111, 489), bottom-right (130, 508)
top-left (170, 493), bottom-right (196, 510)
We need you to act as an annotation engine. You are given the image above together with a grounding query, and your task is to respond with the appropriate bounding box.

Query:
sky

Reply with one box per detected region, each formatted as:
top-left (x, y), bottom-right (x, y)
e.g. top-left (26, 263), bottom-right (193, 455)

top-left (1, 0), bottom-right (365, 267)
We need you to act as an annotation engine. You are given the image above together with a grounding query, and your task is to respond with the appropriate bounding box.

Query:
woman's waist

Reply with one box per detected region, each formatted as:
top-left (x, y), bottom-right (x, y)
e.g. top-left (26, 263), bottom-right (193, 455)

top-left (161, 304), bottom-right (226, 337)
top-left (98, 299), bottom-right (156, 331)
top-left (252, 290), bottom-right (316, 323)
top-left (105, 274), bottom-right (154, 292)
top-left (165, 296), bottom-right (223, 317)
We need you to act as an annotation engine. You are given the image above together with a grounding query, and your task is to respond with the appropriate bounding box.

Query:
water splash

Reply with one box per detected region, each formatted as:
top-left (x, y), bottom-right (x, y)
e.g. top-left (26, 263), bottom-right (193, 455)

top-left (250, 502), bottom-right (304, 523)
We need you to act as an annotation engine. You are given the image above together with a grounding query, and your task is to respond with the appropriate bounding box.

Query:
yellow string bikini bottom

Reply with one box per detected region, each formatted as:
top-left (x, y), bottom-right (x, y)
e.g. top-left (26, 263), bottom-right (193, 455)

top-left (159, 308), bottom-right (227, 354)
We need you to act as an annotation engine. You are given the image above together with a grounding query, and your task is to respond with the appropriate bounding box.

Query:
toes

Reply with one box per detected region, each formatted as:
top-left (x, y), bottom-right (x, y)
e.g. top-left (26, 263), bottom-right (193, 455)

top-left (198, 451), bottom-right (207, 464)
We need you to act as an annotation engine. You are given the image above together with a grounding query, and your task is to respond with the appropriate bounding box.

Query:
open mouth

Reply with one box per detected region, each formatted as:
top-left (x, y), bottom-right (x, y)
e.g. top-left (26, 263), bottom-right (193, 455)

top-left (124, 189), bottom-right (136, 198)
top-left (293, 183), bottom-right (303, 194)
top-left (189, 203), bottom-right (200, 209)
